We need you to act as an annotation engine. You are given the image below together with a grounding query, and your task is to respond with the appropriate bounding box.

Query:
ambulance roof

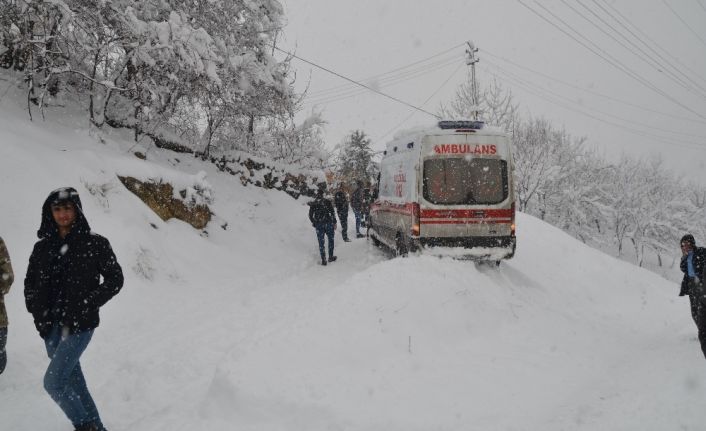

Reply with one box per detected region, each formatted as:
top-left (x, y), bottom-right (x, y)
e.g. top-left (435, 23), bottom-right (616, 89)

top-left (385, 120), bottom-right (508, 153)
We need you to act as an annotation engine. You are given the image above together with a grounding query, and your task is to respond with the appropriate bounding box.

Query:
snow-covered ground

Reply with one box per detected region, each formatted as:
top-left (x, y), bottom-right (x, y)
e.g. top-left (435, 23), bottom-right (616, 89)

top-left (0, 80), bottom-right (704, 431)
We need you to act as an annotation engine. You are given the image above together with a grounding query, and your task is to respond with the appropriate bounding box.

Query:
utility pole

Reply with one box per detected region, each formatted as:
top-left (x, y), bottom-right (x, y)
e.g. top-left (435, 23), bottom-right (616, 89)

top-left (465, 41), bottom-right (480, 120)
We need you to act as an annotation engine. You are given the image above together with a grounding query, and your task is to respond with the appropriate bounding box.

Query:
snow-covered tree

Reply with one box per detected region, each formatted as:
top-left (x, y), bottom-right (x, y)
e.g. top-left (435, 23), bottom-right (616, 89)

top-left (335, 130), bottom-right (375, 186)
top-left (257, 110), bottom-right (331, 170)
top-left (439, 75), bottom-right (519, 132)
top-left (0, 0), bottom-right (297, 146)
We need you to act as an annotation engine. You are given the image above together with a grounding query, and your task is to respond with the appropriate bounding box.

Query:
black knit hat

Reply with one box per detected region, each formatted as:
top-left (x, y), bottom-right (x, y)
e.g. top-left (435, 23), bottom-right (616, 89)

top-left (681, 234), bottom-right (696, 247)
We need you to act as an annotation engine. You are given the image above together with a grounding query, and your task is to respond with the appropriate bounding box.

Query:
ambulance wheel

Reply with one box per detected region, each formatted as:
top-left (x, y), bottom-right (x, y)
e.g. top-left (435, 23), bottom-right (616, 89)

top-left (370, 232), bottom-right (381, 247)
top-left (395, 233), bottom-right (408, 257)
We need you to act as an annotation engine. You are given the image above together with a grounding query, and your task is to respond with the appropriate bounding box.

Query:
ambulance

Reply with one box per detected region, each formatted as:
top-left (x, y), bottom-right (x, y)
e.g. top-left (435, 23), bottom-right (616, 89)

top-left (368, 120), bottom-right (516, 262)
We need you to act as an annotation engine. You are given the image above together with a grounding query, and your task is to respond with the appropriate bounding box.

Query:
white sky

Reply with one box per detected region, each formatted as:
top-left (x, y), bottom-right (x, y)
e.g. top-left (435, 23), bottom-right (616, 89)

top-left (279, 0), bottom-right (706, 182)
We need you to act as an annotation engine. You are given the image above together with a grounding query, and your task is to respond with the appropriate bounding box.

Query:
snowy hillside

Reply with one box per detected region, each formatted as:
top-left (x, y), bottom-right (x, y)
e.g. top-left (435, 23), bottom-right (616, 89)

top-left (0, 88), bottom-right (704, 431)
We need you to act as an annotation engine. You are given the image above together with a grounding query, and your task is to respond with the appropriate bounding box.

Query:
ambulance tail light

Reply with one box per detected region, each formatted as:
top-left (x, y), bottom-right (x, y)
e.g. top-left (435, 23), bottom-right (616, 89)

top-left (411, 203), bottom-right (420, 237)
top-left (511, 201), bottom-right (516, 236)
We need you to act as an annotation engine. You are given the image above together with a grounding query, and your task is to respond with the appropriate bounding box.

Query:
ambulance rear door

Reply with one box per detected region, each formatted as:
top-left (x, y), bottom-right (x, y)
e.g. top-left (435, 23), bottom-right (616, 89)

top-left (419, 133), bottom-right (511, 239)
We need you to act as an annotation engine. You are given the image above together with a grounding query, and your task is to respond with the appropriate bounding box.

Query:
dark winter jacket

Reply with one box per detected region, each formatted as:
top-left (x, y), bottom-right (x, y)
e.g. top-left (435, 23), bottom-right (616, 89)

top-left (350, 187), bottom-right (363, 212)
top-left (0, 236), bottom-right (14, 328)
top-left (362, 188), bottom-right (371, 213)
top-left (308, 196), bottom-right (337, 226)
top-left (334, 191), bottom-right (348, 214)
top-left (24, 188), bottom-right (123, 338)
top-left (680, 246), bottom-right (706, 296)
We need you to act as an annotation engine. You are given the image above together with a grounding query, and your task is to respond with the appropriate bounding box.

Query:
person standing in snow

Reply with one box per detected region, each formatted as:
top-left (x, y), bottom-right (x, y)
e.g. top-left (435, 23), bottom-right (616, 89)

top-left (0, 235), bottom-right (14, 375)
top-left (24, 187), bottom-right (123, 431)
top-left (679, 234), bottom-right (706, 359)
top-left (333, 184), bottom-right (351, 242)
top-left (309, 187), bottom-right (338, 265)
top-left (350, 180), bottom-right (365, 238)
top-left (361, 186), bottom-right (372, 228)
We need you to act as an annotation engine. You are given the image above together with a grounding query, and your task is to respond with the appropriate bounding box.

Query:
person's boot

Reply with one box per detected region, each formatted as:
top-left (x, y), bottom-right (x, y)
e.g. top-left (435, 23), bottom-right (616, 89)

top-left (321, 258), bottom-right (327, 266)
top-left (328, 255), bottom-right (337, 262)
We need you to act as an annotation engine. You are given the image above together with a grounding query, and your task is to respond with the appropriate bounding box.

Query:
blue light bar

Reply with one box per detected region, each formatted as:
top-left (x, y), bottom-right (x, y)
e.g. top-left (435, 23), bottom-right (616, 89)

top-left (437, 120), bottom-right (485, 130)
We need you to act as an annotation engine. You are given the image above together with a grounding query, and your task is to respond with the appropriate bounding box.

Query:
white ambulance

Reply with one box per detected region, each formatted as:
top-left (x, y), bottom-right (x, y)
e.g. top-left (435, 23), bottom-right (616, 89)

top-left (368, 120), bottom-right (516, 262)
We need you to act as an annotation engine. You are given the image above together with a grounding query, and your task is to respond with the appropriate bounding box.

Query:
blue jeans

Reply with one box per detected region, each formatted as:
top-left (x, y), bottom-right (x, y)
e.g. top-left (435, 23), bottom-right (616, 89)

top-left (0, 327), bottom-right (6, 374)
top-left (336, 210), bottom-right (349, 240)
top-left (353, 210), bottom-right (362, 234)
top-left (44, 324), bottom-right (104, 429)
top-left (315, 222), bottom-right (335, 261)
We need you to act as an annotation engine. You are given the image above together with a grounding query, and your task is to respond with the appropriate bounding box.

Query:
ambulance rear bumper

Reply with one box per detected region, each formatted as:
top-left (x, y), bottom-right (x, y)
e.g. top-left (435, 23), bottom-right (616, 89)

top-left (416, 235), bottom-right (516, 260)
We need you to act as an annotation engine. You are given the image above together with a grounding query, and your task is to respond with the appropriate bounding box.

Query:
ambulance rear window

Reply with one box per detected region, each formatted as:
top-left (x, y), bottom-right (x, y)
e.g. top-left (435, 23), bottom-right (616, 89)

top-left (423, 158), bottom-right (507, 205)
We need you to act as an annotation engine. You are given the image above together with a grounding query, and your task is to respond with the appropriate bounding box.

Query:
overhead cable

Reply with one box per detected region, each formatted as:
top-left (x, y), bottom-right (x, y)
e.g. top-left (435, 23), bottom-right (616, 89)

top-left (592, 0), bottom-right (706, 94)
top-left (376, 62), bottom-right (465, 142)
top-left (479, 63), bottom-right (706, 150)
top-left (479, 48), bottom-right (706, 126)
top-left (307, 54), bottom-right (460, 99)
top-left (567, 0), bottom-right (706, 99)
top-left (307, 43), bottom-right (466, 97)
top-left (516, 0), bottom-right (706, 121)
top-left (273, 46), bottom-right (440, 119)
top-left (661, 0), bottom-right (706, 50)
top-left (304, 57), bottom-right (461, 106)
top-left (532, 0), bottom-right (706, 119)
top-left (482, 58), bottom-right (706, 142)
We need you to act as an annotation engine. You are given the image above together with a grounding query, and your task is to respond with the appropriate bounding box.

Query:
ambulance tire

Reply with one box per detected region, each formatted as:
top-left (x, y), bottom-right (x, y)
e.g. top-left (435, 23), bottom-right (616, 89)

top-left (395, 233), bottom-right (409, 257)
top-left (371, 232), bottom-right (381, 247)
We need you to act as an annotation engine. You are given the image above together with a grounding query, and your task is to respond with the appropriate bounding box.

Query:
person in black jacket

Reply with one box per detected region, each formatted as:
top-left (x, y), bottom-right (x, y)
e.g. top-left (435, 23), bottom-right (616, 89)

top-left (679, 234), bottom-right (706, 359)
top-left (24, 187), bottom-right (123, 431)
top-left (308, 188), bottom-right (337, 265)
top-left (350, 180), bottom-right (365, 238)
top-left (333, 184), bottom-right (351, 242)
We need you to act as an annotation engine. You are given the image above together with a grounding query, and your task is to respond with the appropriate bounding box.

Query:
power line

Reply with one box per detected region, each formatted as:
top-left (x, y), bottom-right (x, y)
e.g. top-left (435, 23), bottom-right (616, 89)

top-left (376, 62), bottom-right (465, 142)
top-left (305, 56), bottom-right (461, 105)
top-left (479, 62), bottom-right (706, 151)
top-left (567, 0), bottom-right (706, 99)
top-left (479, 48), bottom-right (706, 126)
top-left (699, 0), bottom-right (706, 14)
top-left (597, 0), bottom-right (706, 89)
top-left (516, 0), bottom-right (706, 121)
top-left (532, 0), bottom-right (706, 118)
top-left (482, 58), bottom-right (706, 142)
top-left (590, 0), bottom-right (706, 95)
top-left (307, 54), bottom-right (460, 99)
top-left (306, 43), bottom-right (465, 97)
top-left (661, 0), bottom-right (706, 50)
top-left (273, 46), bottom-right (440, 119)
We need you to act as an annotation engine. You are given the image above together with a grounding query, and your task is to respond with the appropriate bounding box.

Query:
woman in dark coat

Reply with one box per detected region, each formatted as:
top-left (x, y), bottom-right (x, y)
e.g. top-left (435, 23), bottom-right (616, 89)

top-left (679, 234), bottom-right (706, 360)
top-left (25, 187), bottom-right (123, 431)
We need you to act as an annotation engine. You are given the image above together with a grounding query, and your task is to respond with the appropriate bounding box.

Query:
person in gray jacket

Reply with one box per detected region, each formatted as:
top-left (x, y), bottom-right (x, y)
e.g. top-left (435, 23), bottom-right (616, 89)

top-left (0, 235), bottom-right (14, 374)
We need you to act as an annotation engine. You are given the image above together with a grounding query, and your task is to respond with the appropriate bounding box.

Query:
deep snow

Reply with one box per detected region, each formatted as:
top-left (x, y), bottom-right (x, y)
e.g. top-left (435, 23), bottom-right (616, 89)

top-left (0, 78), bottom-right (704, 430)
